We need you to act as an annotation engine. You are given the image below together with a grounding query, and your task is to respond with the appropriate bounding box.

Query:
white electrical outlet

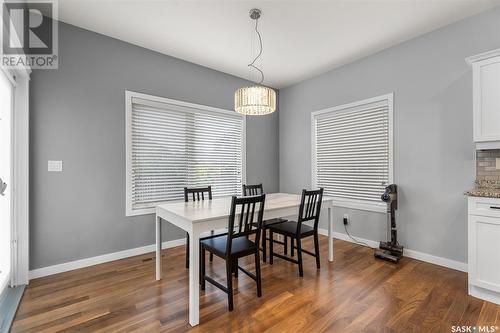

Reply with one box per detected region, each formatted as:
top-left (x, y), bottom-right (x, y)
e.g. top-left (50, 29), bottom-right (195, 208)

top-left (343, 214), bottom-right (349, 225)
top-left (48, 160), bottom-right (63, 172)
top-left (497, 158), bottom-right (500, 170)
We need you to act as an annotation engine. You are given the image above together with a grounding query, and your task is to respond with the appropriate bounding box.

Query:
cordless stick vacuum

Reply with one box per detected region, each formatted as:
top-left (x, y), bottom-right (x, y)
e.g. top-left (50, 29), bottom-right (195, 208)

top-left (374, 184), bottom-right (403, 263)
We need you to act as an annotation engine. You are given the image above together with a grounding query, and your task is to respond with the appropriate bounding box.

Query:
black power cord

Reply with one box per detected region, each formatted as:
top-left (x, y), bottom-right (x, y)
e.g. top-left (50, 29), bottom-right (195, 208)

top-left (343, 222), bottom-right (372, 249)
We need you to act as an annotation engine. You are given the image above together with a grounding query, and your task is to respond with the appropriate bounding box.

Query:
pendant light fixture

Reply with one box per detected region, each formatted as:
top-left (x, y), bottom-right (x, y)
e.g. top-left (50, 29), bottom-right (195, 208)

top-left (235, 9), bottom-right (276, 116)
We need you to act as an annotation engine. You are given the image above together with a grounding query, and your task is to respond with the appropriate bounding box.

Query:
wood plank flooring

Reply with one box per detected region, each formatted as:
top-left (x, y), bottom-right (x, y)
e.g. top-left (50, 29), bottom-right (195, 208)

top-left (12, 237), bottom-right (500, 332)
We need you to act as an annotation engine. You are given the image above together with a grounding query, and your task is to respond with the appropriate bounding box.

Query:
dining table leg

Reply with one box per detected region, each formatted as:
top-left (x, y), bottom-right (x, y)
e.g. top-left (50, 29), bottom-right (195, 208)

top-left (188, 227), bottom-right (201, 326)
top-left (156, 215), bottom-right (162, 280)
top-left (328, 207), bottom-right (333, 262)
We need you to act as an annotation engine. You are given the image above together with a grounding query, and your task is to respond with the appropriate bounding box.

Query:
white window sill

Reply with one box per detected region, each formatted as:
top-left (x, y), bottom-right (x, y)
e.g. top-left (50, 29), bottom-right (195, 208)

top-left (126, 207), bottom-right (155, 217)
top-left (330, 198), bottom-right (387, 213)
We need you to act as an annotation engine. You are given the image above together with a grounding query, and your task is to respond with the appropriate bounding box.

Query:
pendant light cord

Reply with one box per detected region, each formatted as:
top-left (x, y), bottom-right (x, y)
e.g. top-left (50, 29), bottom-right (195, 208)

top-left (248, 18), bottom-right (264, 84)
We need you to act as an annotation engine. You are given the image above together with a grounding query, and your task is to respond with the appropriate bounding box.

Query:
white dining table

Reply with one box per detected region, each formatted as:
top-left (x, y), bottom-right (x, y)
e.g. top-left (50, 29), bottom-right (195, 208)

top-left (155, 192), bottom-right (335, 326)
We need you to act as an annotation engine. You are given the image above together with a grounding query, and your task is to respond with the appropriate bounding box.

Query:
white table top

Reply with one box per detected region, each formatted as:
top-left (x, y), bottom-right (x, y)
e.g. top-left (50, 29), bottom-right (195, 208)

top-left (156, 192), bottom-right (333, 223)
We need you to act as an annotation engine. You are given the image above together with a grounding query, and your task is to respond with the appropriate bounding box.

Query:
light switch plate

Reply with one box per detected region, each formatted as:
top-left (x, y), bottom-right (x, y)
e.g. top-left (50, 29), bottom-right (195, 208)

top-left (497, 158), bottom-right (500, 170)
top-left (48, 160), bottom-right (63, 172)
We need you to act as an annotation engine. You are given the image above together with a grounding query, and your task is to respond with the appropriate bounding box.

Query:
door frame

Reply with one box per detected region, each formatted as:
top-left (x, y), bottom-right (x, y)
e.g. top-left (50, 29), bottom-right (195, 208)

top-left (2, 66), bottom-right (30, 286)
top-left (0, 68), bottom-right (14, 295)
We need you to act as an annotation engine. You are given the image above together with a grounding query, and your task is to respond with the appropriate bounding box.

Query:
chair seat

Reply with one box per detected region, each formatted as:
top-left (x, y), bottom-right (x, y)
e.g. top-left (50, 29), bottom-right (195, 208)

top-left (268, 221), bottom-right (315, 237)
top-left (200, 235), bottom-right (257, 258)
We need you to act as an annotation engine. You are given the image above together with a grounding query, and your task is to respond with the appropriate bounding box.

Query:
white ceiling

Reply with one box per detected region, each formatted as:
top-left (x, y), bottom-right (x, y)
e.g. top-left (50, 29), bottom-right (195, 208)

top-left (57, 0), bottom-right (500, 88)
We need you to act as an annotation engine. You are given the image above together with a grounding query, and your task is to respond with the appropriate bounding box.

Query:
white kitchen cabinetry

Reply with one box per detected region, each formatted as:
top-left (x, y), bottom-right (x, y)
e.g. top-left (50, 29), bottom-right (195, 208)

top-left (466, 49), bottom-right (500, 149)
top-left (468, 196), bottom-right (500, 305)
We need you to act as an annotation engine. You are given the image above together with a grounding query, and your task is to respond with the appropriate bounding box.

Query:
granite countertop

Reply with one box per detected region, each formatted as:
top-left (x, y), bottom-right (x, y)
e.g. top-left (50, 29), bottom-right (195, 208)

top-left (465, 180), bottom-right (500, 198)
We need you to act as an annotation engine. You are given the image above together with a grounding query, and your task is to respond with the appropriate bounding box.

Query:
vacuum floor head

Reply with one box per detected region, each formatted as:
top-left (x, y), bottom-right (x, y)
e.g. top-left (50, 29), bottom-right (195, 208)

top-left (374, 249), bottom-right (402, 263)
top-left (379, 241), bottom-right (403, 253)
top-left (374, 241), bottom-right (403, 263)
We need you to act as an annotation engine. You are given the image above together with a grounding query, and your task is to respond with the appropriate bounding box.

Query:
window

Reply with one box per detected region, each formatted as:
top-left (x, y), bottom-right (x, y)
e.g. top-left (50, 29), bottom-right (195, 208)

top-left (311, 94), bottom-right (393, 212)
top-left (126, 91), bottom-right (246, 216)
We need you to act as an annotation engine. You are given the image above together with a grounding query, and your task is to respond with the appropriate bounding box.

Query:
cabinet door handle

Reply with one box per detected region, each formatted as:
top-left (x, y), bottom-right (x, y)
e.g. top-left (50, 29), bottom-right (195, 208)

top-left (490, 206), bottom-right (500, 210)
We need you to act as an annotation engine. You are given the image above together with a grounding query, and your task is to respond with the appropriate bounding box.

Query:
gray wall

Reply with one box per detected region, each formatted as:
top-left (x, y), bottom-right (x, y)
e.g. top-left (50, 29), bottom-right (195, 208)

top-left (279, 7), bottom-right (500, 263)
top-left (30, 22), bottom-right (279, 269)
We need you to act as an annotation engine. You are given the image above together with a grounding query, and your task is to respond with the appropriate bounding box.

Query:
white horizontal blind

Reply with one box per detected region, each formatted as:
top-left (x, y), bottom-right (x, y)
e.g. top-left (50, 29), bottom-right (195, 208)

top-left (129, 96), bottom-right (244, 211)
top-left (314, 98), bottom-right (391, 202)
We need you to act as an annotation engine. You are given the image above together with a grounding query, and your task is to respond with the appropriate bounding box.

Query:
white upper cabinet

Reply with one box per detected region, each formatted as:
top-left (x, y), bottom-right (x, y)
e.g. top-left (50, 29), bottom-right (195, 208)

top-left (467, 49), bottom-right (500, 149)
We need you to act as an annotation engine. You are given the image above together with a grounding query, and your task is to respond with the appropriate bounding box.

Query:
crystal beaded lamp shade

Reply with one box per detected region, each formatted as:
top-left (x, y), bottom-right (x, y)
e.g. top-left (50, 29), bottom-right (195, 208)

top-left (234, 85), bottom-right (276, 115)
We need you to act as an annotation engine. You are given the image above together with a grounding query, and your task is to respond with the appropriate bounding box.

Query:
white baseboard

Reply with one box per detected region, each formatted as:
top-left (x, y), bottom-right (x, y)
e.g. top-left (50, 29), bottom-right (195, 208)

top-left (30, 229), bottom-right (468, 280)
top-left (402, 248), bottom-right (467, 272)
top-left (318, 228), bottom-right (468, 273)
top-left (29, 238), bottom-right (186, 280)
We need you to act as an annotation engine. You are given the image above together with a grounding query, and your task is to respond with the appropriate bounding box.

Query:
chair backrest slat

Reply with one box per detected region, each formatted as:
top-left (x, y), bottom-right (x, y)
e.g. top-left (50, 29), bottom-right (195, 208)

top-left (245, 203), bottom-right (251, 230)
top-left (297, 188), bottom-right (324, 234)
top-left (242, 183), bottom-right (264, 196)
top-left (184, 186), bottom-right (212, 202)
top-left (226, 194), bottom-right (266, 255)
top-left (249, 202), bottom-right (256, 232)
top-left (238, 203), bottom-right (245, 233)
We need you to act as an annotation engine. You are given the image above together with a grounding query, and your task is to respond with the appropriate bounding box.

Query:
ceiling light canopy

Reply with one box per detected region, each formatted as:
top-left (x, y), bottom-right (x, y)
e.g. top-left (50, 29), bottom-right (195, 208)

top-left (234, 9), bottom-right (276, 116)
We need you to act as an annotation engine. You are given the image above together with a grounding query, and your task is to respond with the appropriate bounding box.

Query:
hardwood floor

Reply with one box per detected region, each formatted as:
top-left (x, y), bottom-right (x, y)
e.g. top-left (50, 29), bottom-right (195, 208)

top-left (12, 237), bottom-right (500, 332)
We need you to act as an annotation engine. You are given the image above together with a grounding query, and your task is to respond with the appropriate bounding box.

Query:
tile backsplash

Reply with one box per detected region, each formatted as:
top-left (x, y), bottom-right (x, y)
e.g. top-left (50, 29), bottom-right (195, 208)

top-left (476, 149), bottom-right (500, 181)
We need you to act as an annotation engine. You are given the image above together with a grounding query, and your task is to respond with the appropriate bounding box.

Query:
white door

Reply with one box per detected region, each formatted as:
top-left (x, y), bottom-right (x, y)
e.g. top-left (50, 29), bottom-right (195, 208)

top-left (468, 214), bottom-right (500, 293)
top-left (0, 71), bottom-right (13, 294)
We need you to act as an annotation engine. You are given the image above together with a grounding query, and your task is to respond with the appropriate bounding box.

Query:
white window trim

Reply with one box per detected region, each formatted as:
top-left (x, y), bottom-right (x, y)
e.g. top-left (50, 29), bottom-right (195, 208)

top-left (125, 90), bottom-right (247, 217)
top-left (311, 93), bottom-right (394, 213)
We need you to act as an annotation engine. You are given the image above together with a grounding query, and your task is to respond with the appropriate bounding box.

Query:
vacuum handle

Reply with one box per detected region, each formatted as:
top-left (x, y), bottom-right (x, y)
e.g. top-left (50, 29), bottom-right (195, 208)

top-left (490, 206), bottom-right (500, 210)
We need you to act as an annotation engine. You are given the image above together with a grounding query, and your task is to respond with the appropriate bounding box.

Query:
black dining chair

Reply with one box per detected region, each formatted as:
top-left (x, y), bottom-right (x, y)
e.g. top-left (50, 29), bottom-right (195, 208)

top-left (269, 188), bottom-right (324, 277)
top-left (184, 186), bottom-right (215, 268)
top-left (242, 183), bottom-right (264, 196)
top-left (200, 194), bottom-right (266, 311)
top-left (242, 183), bottom-right (288, 262)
